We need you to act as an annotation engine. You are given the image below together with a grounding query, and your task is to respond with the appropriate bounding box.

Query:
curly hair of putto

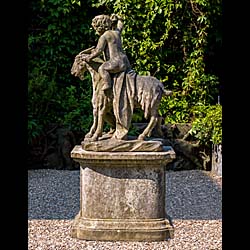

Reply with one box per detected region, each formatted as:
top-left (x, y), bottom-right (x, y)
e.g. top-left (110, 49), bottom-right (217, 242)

top-left (91, 15), bottom-right (112, 32)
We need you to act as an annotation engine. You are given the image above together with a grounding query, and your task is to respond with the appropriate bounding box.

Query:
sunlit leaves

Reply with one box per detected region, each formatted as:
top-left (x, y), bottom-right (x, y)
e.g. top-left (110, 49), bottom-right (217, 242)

top-left (190, 104), bottom-right (222, 145)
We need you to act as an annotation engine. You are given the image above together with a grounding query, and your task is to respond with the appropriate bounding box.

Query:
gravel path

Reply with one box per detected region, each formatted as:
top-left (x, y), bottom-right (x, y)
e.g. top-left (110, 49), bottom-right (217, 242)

top-left (28, 169), bottom-right (222, 249)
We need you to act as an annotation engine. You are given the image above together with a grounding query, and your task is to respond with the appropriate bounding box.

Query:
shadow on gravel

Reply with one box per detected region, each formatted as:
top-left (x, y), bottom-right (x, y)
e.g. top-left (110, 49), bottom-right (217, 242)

top-left (165, 170), bottom-right (222, 220)
top-left (28, 169), bottom-right (80, 220)
top-left (28, 169), bottom-right (221, 221)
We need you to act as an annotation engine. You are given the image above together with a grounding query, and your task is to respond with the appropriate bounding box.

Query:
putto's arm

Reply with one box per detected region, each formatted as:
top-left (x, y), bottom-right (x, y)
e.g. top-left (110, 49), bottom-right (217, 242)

top-left (116, 15), bottom-right (124, 33)
top-left (86, 35), bottom-right (107, 61)
top-left (110, 14), bottom-right (124, 33)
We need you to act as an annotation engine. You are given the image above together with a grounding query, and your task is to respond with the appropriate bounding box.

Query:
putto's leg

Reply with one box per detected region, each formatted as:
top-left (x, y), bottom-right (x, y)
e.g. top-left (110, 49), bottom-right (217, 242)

top-left (98, 63), bottom-right (112, 91)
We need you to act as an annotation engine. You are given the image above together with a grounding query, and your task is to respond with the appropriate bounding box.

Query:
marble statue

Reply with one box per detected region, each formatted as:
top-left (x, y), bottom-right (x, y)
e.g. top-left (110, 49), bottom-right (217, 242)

top-left (71, 14), bottom-right (172, 151)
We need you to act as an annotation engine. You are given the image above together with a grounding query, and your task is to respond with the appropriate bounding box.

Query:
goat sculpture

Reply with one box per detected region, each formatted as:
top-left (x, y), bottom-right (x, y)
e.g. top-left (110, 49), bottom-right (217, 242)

top-left (71, 48), bottom-right (172, 142)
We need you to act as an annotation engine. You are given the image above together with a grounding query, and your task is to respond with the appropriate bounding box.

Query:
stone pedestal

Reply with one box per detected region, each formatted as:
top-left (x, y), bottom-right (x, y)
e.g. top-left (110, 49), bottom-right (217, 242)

top-left (70, 145), bottom-right (176, 241)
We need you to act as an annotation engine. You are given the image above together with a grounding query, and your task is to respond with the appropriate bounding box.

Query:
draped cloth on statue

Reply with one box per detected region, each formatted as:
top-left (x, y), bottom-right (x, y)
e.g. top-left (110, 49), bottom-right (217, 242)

top-left (112, 70), bottom-right (137, 140)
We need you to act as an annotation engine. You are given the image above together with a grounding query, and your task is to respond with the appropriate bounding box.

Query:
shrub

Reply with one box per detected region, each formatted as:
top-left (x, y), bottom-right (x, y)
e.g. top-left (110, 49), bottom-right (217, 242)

top-left (190, 104), bottom-right (222, 145)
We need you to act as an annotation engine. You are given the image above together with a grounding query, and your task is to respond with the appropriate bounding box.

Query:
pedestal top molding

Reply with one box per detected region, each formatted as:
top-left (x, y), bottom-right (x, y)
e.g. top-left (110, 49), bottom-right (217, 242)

top-left (71, 145), bottom-right (176, 165)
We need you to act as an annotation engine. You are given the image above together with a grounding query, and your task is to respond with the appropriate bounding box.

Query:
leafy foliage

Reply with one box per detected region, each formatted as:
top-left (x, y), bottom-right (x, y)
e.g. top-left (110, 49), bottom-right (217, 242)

top-left (28, 66), bottom-right (93, 144)
top-left (28, 0), bottom-right (97, 144)
top-left (28, 67), bottom-right (59, 144)
top-left (190, 104), bottom-right (222, 145)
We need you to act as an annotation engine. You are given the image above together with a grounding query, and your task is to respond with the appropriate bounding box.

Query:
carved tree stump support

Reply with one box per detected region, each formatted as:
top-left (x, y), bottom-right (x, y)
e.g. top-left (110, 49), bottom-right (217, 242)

top-left (70, 145), bottom-right (176, 241)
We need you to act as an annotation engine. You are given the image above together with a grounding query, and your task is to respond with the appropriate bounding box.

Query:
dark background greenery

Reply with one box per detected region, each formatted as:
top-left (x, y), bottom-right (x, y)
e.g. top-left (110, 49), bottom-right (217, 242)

top-left (28, 0), bottom-right (222, 162)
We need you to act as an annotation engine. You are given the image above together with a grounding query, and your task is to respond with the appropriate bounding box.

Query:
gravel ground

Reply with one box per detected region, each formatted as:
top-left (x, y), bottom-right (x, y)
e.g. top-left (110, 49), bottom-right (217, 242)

top-left (28, 169), bottom-right (222, 249)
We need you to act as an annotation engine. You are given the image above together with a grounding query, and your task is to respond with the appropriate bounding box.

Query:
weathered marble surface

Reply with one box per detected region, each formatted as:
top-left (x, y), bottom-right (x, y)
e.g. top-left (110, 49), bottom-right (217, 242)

top-left (82, 138), bottom-right (164, 152)
top-left (70, 145), bottom-right (176, 241)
